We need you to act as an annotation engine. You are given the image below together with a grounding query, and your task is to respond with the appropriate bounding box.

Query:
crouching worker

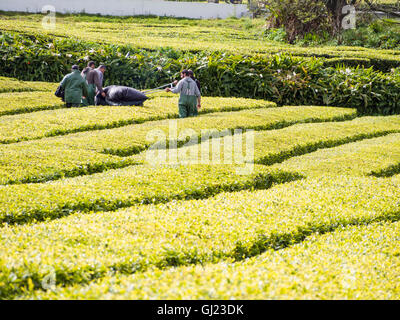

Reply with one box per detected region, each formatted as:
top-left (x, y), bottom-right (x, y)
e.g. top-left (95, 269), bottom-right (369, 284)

top-left (166, 69), bottom-right (201, 118)
top-left (60, 65), bottom-right (88, 108)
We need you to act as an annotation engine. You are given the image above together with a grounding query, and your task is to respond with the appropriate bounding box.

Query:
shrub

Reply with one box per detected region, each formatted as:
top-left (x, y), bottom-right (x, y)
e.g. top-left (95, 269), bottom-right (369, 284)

top-left (0, 91), bottom-right (63, 116)
top-left (172, 115), bottom-right (400, 167)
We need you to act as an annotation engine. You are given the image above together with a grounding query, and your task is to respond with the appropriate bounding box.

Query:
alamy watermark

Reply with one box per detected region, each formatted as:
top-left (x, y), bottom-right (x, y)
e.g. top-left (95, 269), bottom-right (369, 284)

top-left (41, 5), bottom-right (56, 30)
top-left (41, 266), bottom-right (57, 291)
top-left (40, 4), bottom-right (358, 31)
top-left (145, 120), bottom-right (255, 175)
top-left (342, 5), bottom-right (357, 30)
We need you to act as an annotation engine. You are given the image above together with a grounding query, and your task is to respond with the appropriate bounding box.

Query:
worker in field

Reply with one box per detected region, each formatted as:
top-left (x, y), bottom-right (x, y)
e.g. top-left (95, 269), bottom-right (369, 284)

top-left (59, 65), bottom-right (89, 108)
top-left (188, 69), bottom-right (201, 93)
top-left (92, 65), bottom-right (107, 105)
top-left (81, 61), bottom-right (96, 77)
top-left (95, 65), bottom-right (107, 91)
top-left (173, 69), bottom-right (201, 93)
top-left (166, 69), bottom-right (201, 118)
top-left (81, 61), bottom-right (96, 106)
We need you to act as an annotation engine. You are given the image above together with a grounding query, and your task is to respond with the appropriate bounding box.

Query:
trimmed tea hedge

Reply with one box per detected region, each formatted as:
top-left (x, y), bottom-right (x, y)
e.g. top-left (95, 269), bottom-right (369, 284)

top-left (25, 221), bottom-right (400, 299)
top-left (0, 95), bottom-right (276, 143)
top-left (162, 115), bottom-right (400, 167)
top-left (1, 129), bottom-right (400, 227)
top-left (0, 142), bottom-right (136, 185)
top-left (274, 132), bottom-right (400, 177)
top-left (0, 76), bottom-right (57, 94)
top-left (0, 15), bottom-right (399, 64)
top-left (2, 175), bottom-right (400, 299)
top-left (0, 91), bottom-right (64, 116)
top-left (0, 106), bottom-right (354, 184)
top-left (0, 165), bottom-right (301, 227)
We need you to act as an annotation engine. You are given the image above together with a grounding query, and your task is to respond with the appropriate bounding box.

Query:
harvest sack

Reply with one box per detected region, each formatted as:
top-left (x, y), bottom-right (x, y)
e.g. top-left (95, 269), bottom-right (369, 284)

top-left (54, 85), bottom-right (65, 101)
top-left (95, 85), bottom-right (148, 106)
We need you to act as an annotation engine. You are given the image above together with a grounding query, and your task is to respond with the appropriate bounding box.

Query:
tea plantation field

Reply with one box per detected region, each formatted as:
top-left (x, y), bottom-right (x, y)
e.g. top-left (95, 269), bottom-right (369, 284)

top-left (1, 12), bottom-right (399, 61)
top-left (1, 75), bottom-right (400, 300)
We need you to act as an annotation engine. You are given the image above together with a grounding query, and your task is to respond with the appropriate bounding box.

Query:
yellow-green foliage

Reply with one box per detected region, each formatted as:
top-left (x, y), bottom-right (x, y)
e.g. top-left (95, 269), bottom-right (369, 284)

top-left (1, 175), bottom-right (400, 298)
top-left (0, 91), bottom-right (64, 116)
top-left (1, 75), bottom-right (400, 300)
top-left (0, 142), bottom-right (134, 184)
top-left (0, 96), bottom-right (275, 143)
top-left (273, 133), bottom-right (400, 177)
top-left (95, 106), bottom-right (354, 157)
top-left (154, 115), bottom-right (400, 166)
top-left (0, 105), bottom-right (354, 184)
top-left (0, 164), bottom-right (300, 226)
top-left (0, 76), bottom-right (57, 94)
top-left (23, 221), bottom-right (400, 300)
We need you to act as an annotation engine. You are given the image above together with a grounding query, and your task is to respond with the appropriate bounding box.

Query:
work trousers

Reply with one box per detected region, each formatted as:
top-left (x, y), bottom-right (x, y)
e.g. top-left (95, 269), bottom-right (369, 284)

top-left (178, 94), bottom-right (198, 118)
top-left (82, 83), bottom-right (96, 106)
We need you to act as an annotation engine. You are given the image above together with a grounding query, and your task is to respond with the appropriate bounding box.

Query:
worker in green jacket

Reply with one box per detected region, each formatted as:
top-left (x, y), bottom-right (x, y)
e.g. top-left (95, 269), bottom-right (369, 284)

top-left (60, 65), bottom-right (89, 108)
top-left (166, 69), bottom-right (201, 118)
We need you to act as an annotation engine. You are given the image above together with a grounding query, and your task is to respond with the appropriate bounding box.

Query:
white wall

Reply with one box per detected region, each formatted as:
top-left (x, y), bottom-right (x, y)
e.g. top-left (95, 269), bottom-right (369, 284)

top-left (0, 0), bottom-right (249, 19)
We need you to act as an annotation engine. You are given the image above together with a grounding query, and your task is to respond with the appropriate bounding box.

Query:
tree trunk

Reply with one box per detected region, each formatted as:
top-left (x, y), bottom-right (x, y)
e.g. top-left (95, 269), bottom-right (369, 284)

top-left (324, 0), bottom-right (349, 34)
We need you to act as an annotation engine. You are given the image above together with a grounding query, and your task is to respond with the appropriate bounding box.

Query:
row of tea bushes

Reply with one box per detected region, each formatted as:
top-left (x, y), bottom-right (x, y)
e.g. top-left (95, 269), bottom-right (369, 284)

top-left (0, 94), bottom-right (276, 143)
top-left (0, 92), bottom-right (64, 116)
top-left (152, 115), bottom-right (400, 167)
top-left (273, 133), bottom-right (400, 177)
top-left (2, 175), bottom-right (400, 299)
top-left (23, 220), bottom-right (400, 299)
top-left (0, 165), bottom-right (301, 226)
top-left (2, 130), bottom-right (400, 227)
top-left (0, 106), bottom-right (354, 185)
top-left (0, 76), bottom-right (57, 94)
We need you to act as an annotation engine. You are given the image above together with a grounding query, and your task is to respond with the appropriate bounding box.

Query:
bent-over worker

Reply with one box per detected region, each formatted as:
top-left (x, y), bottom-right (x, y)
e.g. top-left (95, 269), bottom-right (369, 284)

top-left (88, 65), bottom-right (107, 105)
